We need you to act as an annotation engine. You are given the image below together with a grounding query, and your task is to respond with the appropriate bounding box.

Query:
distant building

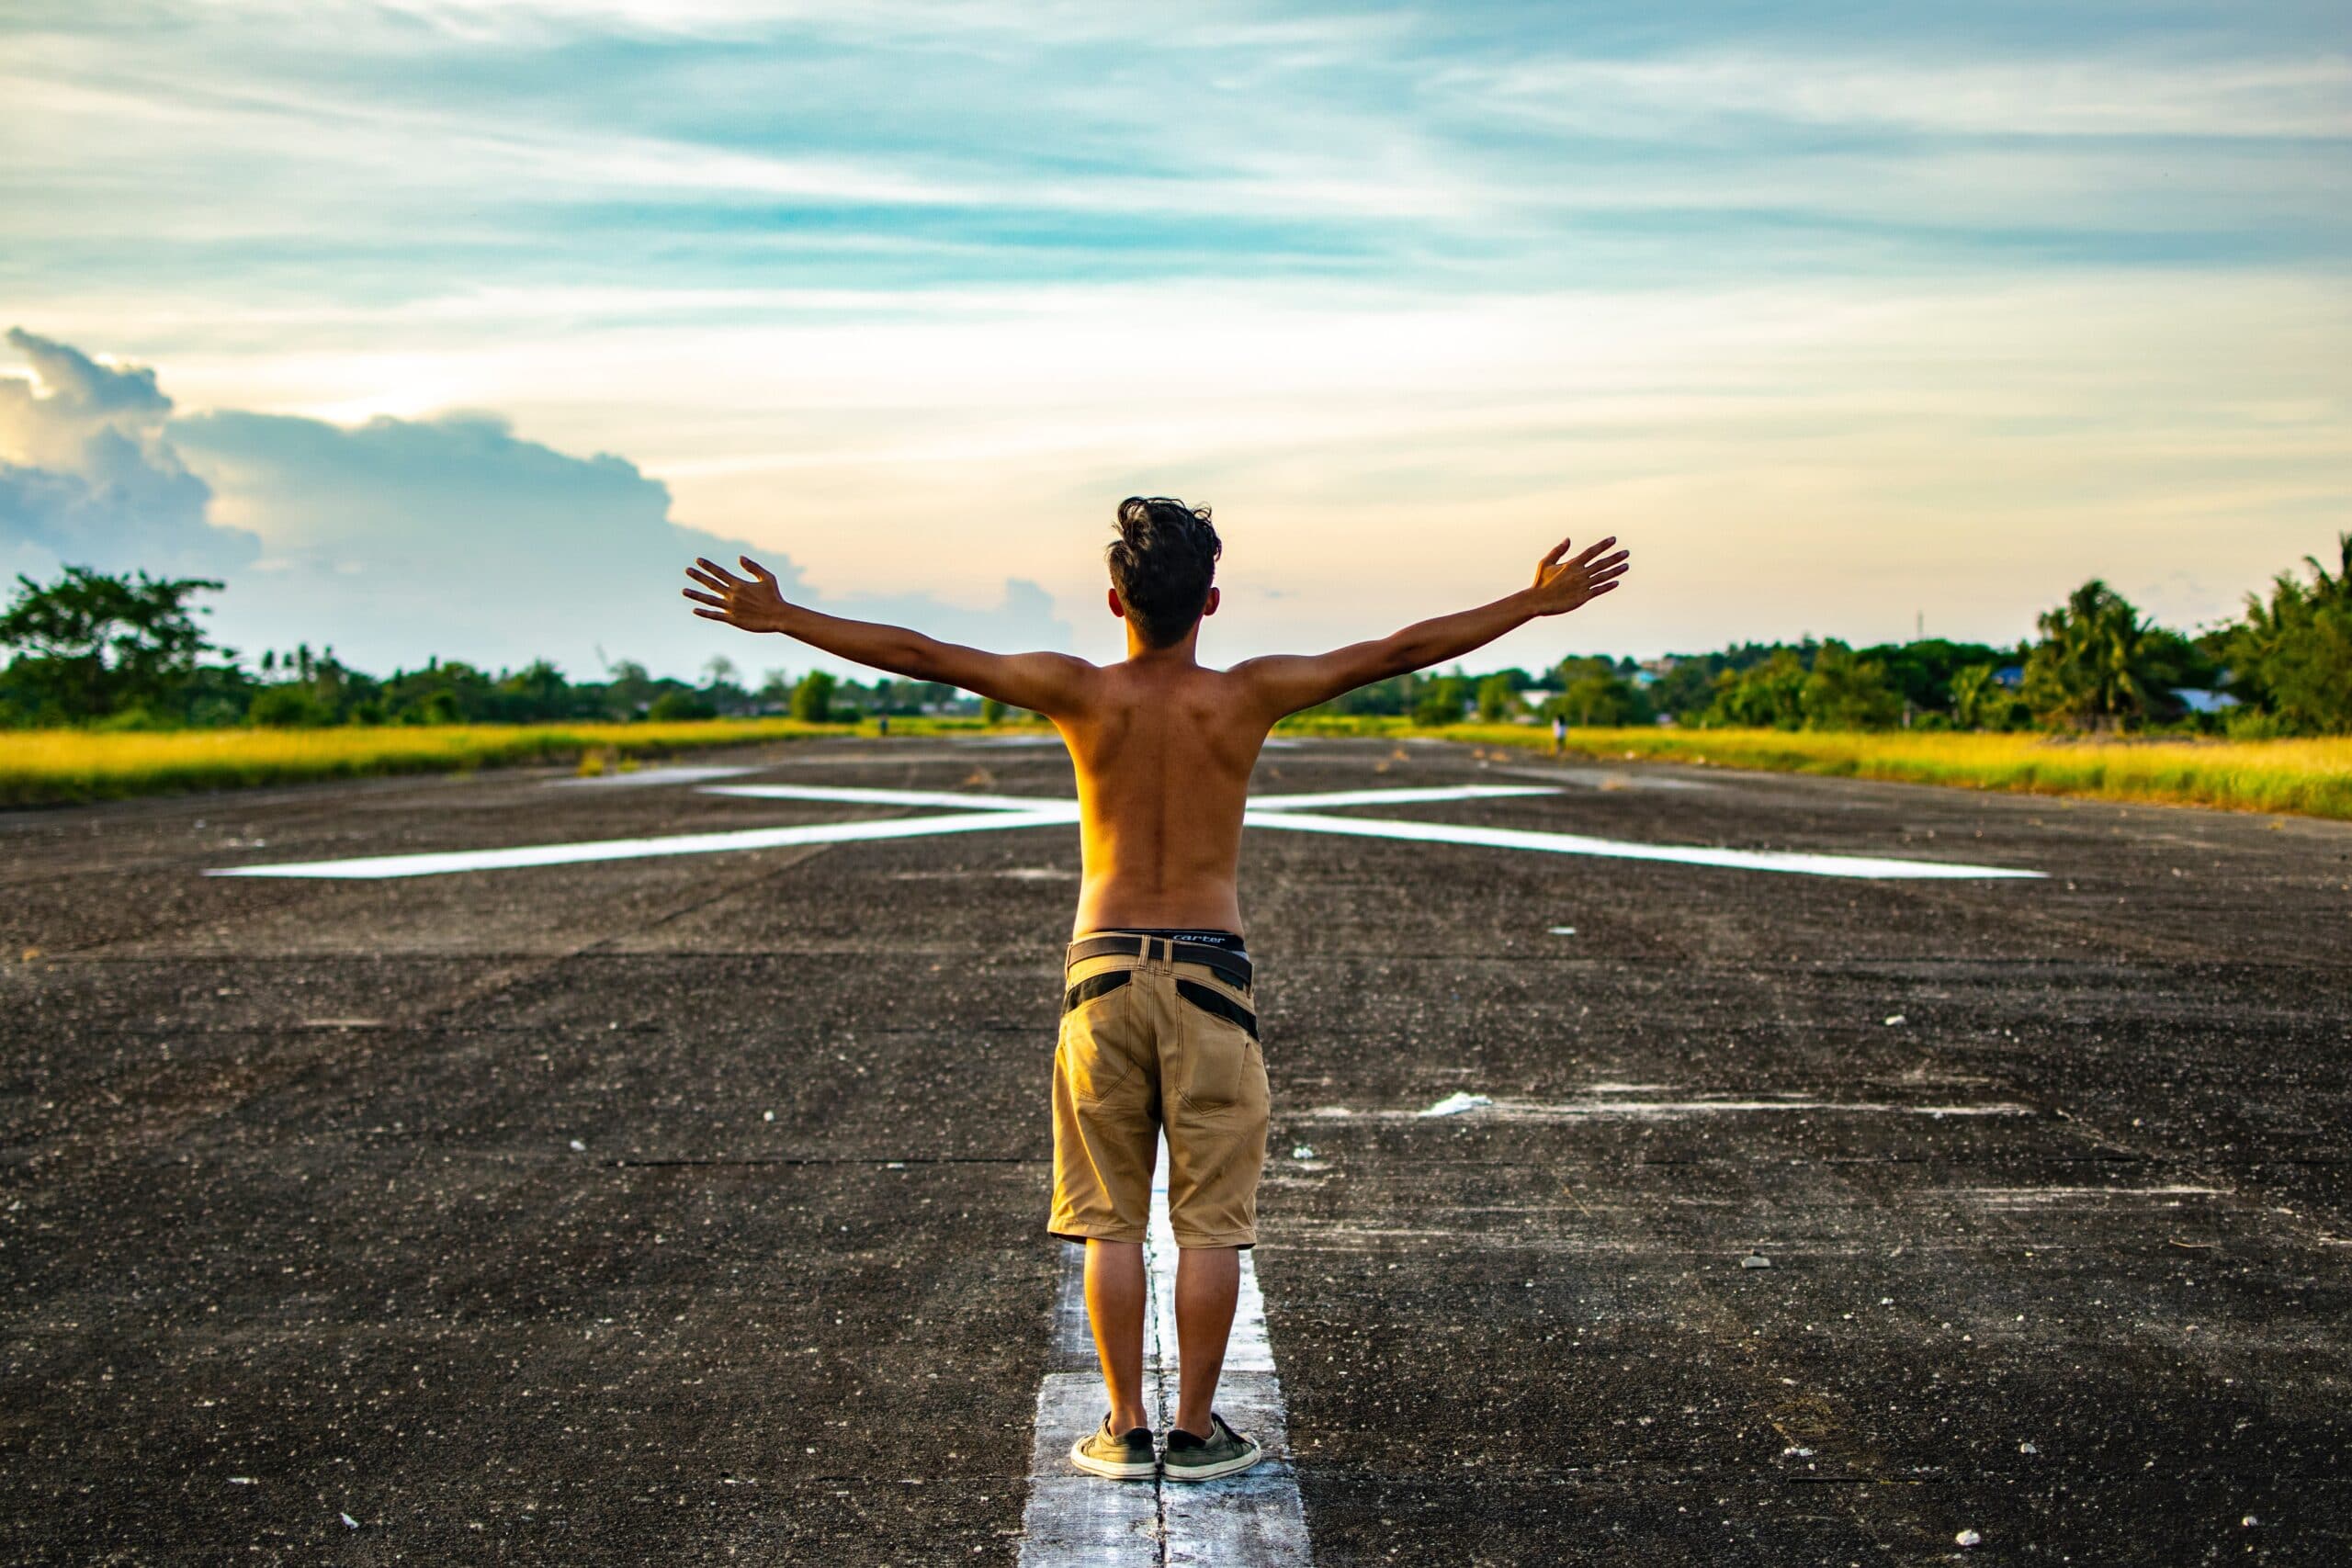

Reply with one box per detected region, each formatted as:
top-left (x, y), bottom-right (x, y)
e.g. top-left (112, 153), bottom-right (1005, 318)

top-left (2174, 688), bottom-right (2241, 715)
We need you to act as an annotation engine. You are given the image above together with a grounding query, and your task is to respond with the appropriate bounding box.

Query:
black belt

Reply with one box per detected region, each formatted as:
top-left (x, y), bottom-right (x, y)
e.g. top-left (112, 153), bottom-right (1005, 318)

top-left (1064, 933), bottom-right (1251, 993)
top-left (1060, 969), bottom-right (1257, 1040)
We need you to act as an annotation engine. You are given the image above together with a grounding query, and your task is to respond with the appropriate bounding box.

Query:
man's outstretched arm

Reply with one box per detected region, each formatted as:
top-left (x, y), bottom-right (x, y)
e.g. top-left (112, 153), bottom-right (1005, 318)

top-left (684, 556), bottom-right (1091, 716)
top-left (1232, 536), bottom-right (1629, 721)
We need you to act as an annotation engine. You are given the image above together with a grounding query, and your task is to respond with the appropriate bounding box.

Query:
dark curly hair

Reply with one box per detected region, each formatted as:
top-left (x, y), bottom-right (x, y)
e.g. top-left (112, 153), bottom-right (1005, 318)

top-left (1106, 495), bottom-right (1222, 648)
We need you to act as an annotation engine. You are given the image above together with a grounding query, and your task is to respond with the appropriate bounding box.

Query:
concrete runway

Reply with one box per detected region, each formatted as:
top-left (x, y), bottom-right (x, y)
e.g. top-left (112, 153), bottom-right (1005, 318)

top-left (3, 736), bottom-right (2347, 1564)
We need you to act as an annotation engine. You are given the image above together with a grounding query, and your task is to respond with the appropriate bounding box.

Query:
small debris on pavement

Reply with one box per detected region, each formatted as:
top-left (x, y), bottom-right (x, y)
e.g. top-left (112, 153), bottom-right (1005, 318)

top-left (1955, 1529), bottom-right (1982, 1547)
top-left (1291, 1145), bottom-right (1316, 1159)
top-left (1740, 1253), bottom-right (1772, 1269)
top-left (568, 1139), bottom-right (585, 1152)
top-left (1883, 1013), bottom-right (1906, 1026)
top-left (340, 1513), bottom-right (359, 1529)
top-left (1419, 1092), bottom-right (1493, 1118)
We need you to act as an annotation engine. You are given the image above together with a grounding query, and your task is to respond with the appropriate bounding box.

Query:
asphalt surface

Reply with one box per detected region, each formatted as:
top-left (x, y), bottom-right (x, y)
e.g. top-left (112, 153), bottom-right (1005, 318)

top-left (3, 735), bottom-right (2347, 1565)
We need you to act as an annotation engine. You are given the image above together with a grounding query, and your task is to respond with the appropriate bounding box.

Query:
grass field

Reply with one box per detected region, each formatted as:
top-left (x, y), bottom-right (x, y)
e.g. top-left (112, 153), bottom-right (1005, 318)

top-left (1278, 716), bottom-right (2352, 821)
top-left (0, 716), bottom-right (1015, 807)
top-left (6, 716), bottom-right (2349, 820)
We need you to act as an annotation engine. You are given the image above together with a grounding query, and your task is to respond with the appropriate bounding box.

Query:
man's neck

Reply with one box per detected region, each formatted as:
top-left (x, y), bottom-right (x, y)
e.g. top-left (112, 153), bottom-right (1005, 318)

top-left (1122, 623), bottom-right (1204, 666)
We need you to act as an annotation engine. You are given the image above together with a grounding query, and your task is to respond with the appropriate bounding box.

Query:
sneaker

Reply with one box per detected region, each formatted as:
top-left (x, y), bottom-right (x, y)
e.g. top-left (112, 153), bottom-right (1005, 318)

top-left (1069, 1415), bottom-right (1157, 1480)
top-left (1161, 1411), bottom-right (1263, 1482)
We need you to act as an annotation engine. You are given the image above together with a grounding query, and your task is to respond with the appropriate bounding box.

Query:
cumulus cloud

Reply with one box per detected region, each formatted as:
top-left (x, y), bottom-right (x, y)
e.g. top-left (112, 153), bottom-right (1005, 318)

top-left (1, 330), bottom-right (1070, 677)
top-left (0, 327), bottom-right (261, 580)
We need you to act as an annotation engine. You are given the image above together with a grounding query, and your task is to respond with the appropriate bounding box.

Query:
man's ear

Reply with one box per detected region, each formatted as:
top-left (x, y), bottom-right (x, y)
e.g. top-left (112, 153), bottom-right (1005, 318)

top-left (1201, 586), bottom-right (1221, 618)
top-left (1106, 587), bottom-right (1125, 620)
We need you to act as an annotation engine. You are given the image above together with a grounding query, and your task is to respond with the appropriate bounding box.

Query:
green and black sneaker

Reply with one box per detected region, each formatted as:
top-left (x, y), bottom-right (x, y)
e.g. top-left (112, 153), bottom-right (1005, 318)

top-left (1069, 1415), bottom-right (1157, 1481)
top-left (1161, 1412), bottom-right (1264, 1483)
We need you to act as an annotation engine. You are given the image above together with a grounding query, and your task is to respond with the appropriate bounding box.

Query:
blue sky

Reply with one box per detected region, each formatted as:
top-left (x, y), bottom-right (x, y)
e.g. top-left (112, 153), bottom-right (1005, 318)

top-left (3, 1), bottom-right (2347, 679)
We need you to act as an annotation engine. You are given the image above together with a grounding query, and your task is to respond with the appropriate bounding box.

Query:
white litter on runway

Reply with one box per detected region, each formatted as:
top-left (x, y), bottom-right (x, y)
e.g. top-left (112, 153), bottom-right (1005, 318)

top-left (209, 781), bottom-right (2042, 882)
top-left (1017, 1135), bottom-right (1311, 1567)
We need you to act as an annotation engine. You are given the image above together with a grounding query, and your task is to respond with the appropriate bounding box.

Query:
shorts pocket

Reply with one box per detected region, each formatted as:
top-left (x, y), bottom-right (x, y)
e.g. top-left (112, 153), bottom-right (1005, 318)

top-left (1175, 982), bottom-right (1258, 1112)
top-left (1057, 990), bottom-right (1137, 1105)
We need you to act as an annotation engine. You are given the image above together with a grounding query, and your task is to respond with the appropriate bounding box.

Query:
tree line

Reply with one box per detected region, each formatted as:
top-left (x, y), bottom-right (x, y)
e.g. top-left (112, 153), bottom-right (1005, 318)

top-left (3, 535), bottom-right (2346, 735)
top-left (0, 567), bottom-right (958, 729)
top-left (1307, 536), bottom-right (2350, 737)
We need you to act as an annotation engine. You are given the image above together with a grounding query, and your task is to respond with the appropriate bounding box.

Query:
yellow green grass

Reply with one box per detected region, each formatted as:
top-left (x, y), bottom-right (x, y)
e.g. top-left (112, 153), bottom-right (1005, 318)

top-left (6, 716), bottom-right (2349, 821)
top-left (0, 716), bottom-right (1031, 807)
top-left (1277, 716), bottom-right (2352, 821)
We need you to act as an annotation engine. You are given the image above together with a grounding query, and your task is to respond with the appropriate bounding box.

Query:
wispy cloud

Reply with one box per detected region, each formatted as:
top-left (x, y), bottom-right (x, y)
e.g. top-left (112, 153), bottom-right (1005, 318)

top-left (1448, 53), bottom-right (2352, 140)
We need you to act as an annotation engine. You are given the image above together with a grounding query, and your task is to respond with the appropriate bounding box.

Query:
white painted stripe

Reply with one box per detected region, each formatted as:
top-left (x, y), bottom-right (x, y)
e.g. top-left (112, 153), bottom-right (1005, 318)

top-left (1159, 1370), bottom-right (1306, 1566)
top-left (204, 808), bottom-right (1074, 879)
top-left (1239, 784), bottom-right (1558, 812)
top-left (1243, 808), bottom-right (2044, 880)
top-left (1018, 1135), bottom-right (1311, 1566)
top-left (548, 764), bottom-right (762, 788)
top-left (1018, 1373), bottom-right (1162, 1563)
top-left (1145, 1132), bottom-right (1310, 1562)
top-left (701, 782), bottom-right (1073, 813)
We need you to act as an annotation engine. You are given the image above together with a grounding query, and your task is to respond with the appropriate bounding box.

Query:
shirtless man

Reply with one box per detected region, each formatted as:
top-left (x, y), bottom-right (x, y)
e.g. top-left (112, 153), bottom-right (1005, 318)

top-left (684, 498), bottom-right (1628, 1482)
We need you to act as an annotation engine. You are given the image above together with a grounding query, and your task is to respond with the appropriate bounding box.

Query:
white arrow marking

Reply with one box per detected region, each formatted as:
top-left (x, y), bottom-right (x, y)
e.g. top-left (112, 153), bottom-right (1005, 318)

top-left (1241, 808), bottom-right (2042, 880)
top-left (204, 808), bottom-right (1073, 880)
top-left (207, 782), bottom-right (2041, 881)
top-left (702, 783), bottom-right (1078, 813)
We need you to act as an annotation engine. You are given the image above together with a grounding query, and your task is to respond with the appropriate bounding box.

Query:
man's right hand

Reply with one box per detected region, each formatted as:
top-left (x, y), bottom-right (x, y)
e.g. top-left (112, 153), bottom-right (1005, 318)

top-left (684, 556), bottom-right (792, 634)
top-left (1525, 536), bottom-right (1630, 616)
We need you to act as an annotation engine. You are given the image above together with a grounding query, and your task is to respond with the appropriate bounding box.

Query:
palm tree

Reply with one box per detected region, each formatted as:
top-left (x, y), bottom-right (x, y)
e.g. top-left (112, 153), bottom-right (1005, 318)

top-left (2021, 580), bottom-right (2168, 731)
top-left (1948, 662), bottom-right (2011, 730)
top-left (2227, 534), bottom-right (2352, 734)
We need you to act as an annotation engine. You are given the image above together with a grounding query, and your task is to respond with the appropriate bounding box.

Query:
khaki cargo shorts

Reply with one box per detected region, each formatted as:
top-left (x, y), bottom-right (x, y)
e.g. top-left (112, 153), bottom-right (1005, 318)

top-left (1049, 931), bottom-right (1270, 1249)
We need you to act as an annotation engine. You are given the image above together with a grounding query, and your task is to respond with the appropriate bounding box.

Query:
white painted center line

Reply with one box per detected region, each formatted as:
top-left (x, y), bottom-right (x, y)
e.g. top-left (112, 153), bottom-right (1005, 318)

top-left (1018, 1135), bottom-right (1312, 1566)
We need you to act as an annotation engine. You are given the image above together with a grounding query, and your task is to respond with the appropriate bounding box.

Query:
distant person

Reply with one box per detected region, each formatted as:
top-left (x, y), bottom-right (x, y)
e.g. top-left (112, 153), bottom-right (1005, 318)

top-left (684, 500), bottom-right (1628, 1482)
top-left (876, 715), bottom-right (889, 737)
top-left (1552, 712), bottom-right (1566, 754)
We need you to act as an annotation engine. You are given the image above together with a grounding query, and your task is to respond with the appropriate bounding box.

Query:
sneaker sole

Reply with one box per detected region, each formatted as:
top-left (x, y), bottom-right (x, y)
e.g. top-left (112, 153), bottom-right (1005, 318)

top-left (1067, 1440), bottom-right (1157, 1481)
top-left (1162, 1444), bottom-right (1265, 1483)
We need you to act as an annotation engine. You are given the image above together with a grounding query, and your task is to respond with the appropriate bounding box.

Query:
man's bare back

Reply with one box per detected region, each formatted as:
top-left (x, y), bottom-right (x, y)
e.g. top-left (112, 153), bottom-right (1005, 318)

top-left (1057, 659), bottom-right (1266, 933)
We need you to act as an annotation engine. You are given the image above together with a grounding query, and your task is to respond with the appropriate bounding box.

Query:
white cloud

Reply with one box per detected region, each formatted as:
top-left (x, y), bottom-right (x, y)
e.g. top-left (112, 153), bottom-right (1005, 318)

top-left (4, 331), bottom-right (1069, 677)
top-left (0, 327), bottom-right (261, 580)
top-left (162, 400), bottom-right (1071, 679)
